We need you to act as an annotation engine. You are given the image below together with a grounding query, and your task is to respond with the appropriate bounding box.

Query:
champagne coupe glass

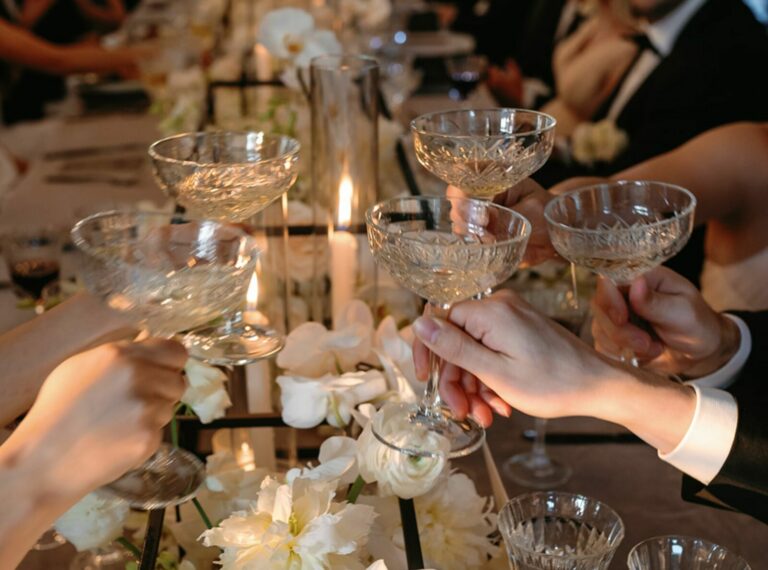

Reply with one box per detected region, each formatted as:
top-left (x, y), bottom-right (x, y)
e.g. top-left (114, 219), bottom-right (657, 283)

top-left (544, 181), bottom-right (696, 366)
top-left (71, 211), bottom-right (260, 508)
top-left (366, 196), bottom-right (530, 457)
top-left (628, 535), bottom-right (751, 570)
top-left (411, 108), bottom-right (556, 200)
top-left (149, 131), bottom-right (300, 364)
top-left (498, 491), bottom-right (625, 569)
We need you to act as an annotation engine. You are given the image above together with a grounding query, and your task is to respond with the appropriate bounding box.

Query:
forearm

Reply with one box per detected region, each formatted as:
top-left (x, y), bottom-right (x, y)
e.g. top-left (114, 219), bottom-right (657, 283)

top-left (0, 442), bottom-right (78, 568)
top-left (593, 362), bottom-right (697, 453)
top-left (0, 293), bottom-right (134, 425)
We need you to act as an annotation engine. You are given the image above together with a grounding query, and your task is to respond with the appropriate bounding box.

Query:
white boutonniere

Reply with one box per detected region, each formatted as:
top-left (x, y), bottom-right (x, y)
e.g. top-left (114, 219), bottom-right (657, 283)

top-left (571, 119), bottom-right (629, 167)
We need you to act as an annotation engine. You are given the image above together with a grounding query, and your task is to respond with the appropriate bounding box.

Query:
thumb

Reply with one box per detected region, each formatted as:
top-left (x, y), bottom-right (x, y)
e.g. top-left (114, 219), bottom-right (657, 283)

top-left (412, 316), bottom-right (499, 380)
top-left (628, 275), bottom-right (686, 330)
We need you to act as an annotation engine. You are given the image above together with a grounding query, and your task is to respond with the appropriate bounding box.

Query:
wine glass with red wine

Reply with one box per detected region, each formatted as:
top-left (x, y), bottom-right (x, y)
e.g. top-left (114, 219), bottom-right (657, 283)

top-left (446, 55), bottom-right (488, 101)
top-left (2, 228), bottom-right (61, 313)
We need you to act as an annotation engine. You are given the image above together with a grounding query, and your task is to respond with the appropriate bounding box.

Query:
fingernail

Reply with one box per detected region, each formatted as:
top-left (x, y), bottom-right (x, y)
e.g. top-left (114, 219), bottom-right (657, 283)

top-left (413, 317), bottom-right (441, 344)
top-left (491, 400), bottom-right (510, 417)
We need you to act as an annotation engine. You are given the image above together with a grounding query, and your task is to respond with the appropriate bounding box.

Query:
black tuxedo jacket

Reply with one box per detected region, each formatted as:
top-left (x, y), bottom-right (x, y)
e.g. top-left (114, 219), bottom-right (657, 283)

top-left (683, 311), bottom-right (768, 524)
top-left (515, 0), bottom-right (569, 89)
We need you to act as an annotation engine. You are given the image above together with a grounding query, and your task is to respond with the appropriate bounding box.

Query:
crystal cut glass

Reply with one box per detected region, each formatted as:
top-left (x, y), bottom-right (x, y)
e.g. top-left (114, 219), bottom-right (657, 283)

top-left (498, 491), bottom-right (625, 570)
top-left (627, 535), bottom-right (751, 570)
top-left (72, 210), bottom-right (260, 508)
top-left (411, 108), bottom-right (556, 200)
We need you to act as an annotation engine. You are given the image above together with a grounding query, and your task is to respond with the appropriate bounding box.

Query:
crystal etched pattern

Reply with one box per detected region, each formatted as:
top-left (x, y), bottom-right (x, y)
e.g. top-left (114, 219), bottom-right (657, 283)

top-left (545, 182), bottom-right (696, 285)
top-left (499, 492), bottom-right (625, 570)
top-left (412, 109), bottom-right (556, 199)
top-left (150, 132), bottom-right (300, 222)
top-left (627, 536), bottom-right (751, 570)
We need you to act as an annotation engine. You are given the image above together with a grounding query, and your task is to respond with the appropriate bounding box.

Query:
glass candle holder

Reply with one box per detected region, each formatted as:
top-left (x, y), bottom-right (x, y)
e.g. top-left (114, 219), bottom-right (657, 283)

top-left (310, 54), bottom-right (380, 326)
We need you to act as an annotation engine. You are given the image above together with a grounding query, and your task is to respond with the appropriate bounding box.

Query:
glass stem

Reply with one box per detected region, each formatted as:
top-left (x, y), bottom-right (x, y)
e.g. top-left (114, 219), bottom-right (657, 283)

top-left (568, 262), bottom-right (580, 311)
top-left (532, 417), bottom-right (549, 458)
top-left (418, 302), bottom-right (450, 417)
top-left (617, 283), bottom-right (640, 367)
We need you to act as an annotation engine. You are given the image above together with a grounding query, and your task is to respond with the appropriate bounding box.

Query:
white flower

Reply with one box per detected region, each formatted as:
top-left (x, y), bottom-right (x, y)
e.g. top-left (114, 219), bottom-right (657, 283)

top-left (571, 119), bottom-right (629, 167)
top-left (201, 476), bottom-right (377, 569)
top-left (361, 472), bottom-right (498, 570)
top-left (356, 403), bottom-right (448, 499)
top-left (204, 451), bottom-right (270, 507)
top-left (288, 435), bottom-right (359, 487)
top-left (374, 316), bottom-right (419, 398)
top-left (179, 561), bottom-right (198, 570)
top-left (277, 370), bottom-right (388, 428)
top-left (182, 359), bottom-right (232, 423)
top-left (54, 492), bottom-right (129, 551)
top-left (277, 300), bottom-right (375, 377)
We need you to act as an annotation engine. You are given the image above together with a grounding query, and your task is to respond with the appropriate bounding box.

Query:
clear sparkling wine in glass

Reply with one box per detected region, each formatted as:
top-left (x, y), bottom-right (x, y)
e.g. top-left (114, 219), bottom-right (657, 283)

top-left (71, 211), bottom-right (260, 508)
top-left (366, 196), bottom-right (530, 458)
top-left (149, 131), bottom-right (300, 364)
top-left (544, 181), bottom-right (696, 366)
top-left (411, 108), bottom-right (556, 200)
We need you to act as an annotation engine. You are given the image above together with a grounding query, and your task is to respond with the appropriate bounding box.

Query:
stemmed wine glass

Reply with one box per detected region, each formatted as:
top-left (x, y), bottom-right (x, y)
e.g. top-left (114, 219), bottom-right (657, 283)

top-left (411, 108), bottom-right (556, 200)
top-left (366, 196), bottom-right (530, 457)
top-left (544, 181), bottom-right (697, 366)
top-left (149, 131), bottom-right (300, 365)
top-left (71, 211), bottom-right (260, 508)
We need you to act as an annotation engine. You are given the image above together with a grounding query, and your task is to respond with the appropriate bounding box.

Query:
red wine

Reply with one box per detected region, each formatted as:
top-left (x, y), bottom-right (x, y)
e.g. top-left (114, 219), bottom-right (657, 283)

top-left (10, 259), bottom-right (60, 299)
top-left (449, 72), bottom-right (481, 100)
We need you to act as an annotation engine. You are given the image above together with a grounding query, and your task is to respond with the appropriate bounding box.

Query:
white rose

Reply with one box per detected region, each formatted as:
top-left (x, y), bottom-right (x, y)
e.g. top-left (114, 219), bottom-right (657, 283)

top-left (54, 492), bottom-right (129, 551)
top-left (356, 403), bottom-right (448, 499)
top-left (182, 359), bottom-right (232, 423)
top-left (571, 120), bottom-right (628, 167)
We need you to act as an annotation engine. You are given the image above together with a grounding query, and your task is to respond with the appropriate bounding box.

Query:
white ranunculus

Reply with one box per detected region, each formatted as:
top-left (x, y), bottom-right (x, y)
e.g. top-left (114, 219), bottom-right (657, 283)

top-left (54, 492), bottom-right (129, 551)
top-left (277, 370), bottom-right (388, 428)
top-left (201, 475), bottom-right (377, 569)
top-left (182, 359), bottom-right (232, 423)
top-left (361, 472), bottom-right (497, 570)
top-left (356, 403), bottom-right (448, 499)
top-left (276, 300), bottom-right (375, 377)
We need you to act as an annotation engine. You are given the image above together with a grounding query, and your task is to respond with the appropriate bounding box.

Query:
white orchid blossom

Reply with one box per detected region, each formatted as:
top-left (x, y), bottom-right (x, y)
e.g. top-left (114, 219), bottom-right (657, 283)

top-left (183, 359), bottom-right (232, 424)
top-left (257, 8), bottom-right (341, 91)
top-left (277, 370), bottom-right (389, 429)
top-left (201, 475), bottom-right (377, 569)
top-left (287, 435), bottom-right (359, 487)
top-left (54, 492), bottom-right (129, 551)
top-left (277, 300), bottom-right (375, 377)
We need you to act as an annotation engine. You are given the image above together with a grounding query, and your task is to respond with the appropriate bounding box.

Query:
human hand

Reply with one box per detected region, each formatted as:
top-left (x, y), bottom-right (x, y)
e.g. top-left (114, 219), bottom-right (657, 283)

top-left (412, 290), bottom-right (621, 426)
top-left (5, 339), bottom-right (187, 500)
top-left (487, 60), bottom-right (523, 107)
top-left (591, 266), bottom-right (740, 377)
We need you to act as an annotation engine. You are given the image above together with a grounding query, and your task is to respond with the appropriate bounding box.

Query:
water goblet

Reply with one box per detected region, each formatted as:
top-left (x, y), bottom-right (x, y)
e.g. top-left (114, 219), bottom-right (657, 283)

top-left (446, 54), bottom-right (488, 101)
top-left (2, 227), bottom-right (62, 313)
top-left (498, 491), bottom-right (625, 570)
top-left (149, 131), bottom-right (300, 364)
top-left (71, 210), bottom-right (260, 508)
top-left (627, 535), bottom-right (751, 570)
top-left (411, 108), bottom-right (556, 200)
top-left (366, 196), bottom-right (530, 457)
top-left (544, 181), bottom-right (696, 366)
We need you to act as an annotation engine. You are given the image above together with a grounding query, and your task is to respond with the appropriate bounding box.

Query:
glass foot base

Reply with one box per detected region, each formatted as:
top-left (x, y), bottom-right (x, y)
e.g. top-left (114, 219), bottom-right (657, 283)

top-left (69, 546), bottom-right (134, 569)
top-left (372, 401), bottom-right (485, 459)
top-left (33, 528), bottom-right (67, 551)
top-left (104, 444), bottom-right (205, 509)
top-left (503, 452), bottom-right (572, 489)
top-left (182, 312), bottom-right (284, 366)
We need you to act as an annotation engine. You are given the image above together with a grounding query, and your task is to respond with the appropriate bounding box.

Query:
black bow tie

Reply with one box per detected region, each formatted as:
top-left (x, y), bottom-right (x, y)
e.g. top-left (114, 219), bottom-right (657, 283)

top-left (629, 33), bottom-right (662, 57)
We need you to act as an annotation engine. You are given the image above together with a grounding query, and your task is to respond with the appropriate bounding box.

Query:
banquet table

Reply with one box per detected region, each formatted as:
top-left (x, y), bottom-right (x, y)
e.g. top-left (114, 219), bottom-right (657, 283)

top-left (5, 100), bottom-right (768, 569)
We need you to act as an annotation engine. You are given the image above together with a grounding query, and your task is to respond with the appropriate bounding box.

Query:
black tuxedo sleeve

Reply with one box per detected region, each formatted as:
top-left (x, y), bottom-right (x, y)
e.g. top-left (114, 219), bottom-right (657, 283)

top-left (682, 312), bottom-right (768, 523)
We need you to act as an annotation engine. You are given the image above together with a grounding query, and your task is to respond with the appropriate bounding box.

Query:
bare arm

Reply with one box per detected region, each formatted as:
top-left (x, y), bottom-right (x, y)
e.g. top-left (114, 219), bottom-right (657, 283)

top-left (0, 292), bottom-right (135, 426)
top-left (0, 19), bottom-right (137, 75)
top-left (616, 122), bottom-right (768, 225)
top-left (73, 0), bottom-right (127, 28)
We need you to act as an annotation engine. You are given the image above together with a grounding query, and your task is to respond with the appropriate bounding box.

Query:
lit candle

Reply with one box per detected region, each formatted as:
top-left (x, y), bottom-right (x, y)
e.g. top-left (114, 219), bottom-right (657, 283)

top-left (330, 173), bottom-right (358, 328)
top-left (254, 43), bottom-right (273, 82)
top-left (236, 442), bottom-right (256, 471)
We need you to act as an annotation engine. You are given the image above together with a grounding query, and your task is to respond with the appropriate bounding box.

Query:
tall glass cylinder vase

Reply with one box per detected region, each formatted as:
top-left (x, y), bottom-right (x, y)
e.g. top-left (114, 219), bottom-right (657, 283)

top-left (310, 54), bottom-right (379, 326)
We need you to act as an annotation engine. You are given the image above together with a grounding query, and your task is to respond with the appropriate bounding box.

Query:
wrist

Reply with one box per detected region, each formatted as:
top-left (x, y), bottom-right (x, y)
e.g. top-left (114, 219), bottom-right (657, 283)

top-left (590, 358), bottom-right (697, 453)
top-left (684, 313), bottom-right (740, 378)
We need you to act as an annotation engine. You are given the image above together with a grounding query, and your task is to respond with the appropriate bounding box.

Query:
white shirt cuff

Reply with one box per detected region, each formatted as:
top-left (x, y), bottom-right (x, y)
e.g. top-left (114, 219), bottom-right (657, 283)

top-left (687, 315), bottom-right (751, 389)
top-left (659, 385), bottom-right (738, 484)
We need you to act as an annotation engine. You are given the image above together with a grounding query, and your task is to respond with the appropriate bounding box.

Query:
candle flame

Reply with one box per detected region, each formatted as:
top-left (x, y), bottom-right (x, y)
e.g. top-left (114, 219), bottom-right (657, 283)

top-left (246, 269), bottom-right (259, 310)
top-left (338, 174), bottom-right (354, 228)
top-left (238, 442), bottom-right (256, 472)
